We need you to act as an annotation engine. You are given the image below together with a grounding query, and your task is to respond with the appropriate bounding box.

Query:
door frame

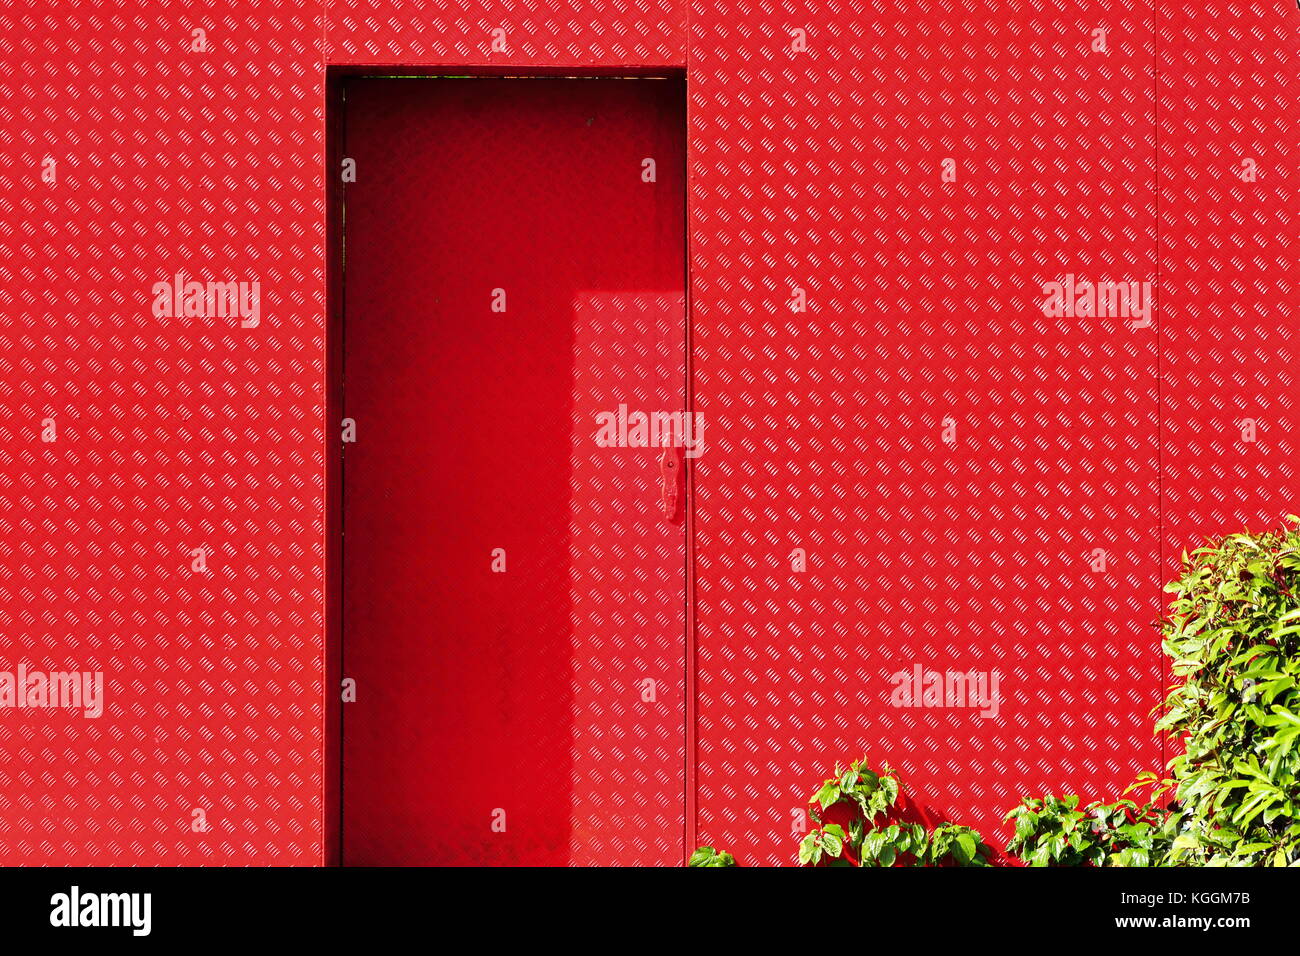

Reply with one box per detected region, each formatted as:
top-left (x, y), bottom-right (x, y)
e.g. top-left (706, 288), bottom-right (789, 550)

top-left (324, 67), bottom-right (697, 865)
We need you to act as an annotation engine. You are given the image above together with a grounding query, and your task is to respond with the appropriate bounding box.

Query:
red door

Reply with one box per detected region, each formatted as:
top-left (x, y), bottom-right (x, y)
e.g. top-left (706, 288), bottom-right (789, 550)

top-left (339, 77), bottom-right (687, 865)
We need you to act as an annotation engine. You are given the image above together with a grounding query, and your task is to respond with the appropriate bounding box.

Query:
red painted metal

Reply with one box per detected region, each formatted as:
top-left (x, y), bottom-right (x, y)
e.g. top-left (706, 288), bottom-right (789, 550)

top-left (0, 0), bottom-right (1294, 866)
top-left (326, 0), bottom-right (686, 68)
top-left (687, 0), bottom-right (1166, 867)
top-left (0, 2), bottom-right (330, 866)
top-left (1156, 8), bottom-right (1298, 558)
top-left (339, 77), bottom-right (687, 866)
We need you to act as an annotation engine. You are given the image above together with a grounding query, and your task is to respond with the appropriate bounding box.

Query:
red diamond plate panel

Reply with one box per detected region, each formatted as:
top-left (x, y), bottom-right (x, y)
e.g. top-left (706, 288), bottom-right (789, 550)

top-left (0, 0), bottom-right (327, 864)
top-left (0, 0), bottom-right (1295, 866)
top-left (687, 0), bottom-right (1165, 864)
top-left (1156, 5), bottom-right (1298, 557)
top-left (327, 0), bottom-right (686, 68)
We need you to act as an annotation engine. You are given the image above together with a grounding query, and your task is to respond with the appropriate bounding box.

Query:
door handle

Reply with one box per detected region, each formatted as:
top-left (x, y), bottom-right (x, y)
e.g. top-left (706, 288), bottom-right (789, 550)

top-left (658, 446), bottom-right (682, 520)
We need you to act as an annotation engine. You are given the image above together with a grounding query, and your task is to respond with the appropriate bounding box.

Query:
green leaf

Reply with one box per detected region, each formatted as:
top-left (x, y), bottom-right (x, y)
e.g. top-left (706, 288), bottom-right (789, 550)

top-left (797, 835), bottom-right (818, 866)
top-left (814, 782), bottom-right (840, 811)
top-left (687, 846), bottom-right (714, 866)
top-left (954, 833), bottom-right (976, 865)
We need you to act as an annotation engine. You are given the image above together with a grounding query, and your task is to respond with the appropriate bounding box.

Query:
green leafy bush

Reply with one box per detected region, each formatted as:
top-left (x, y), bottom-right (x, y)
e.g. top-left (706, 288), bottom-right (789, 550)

top-left (1005, 796), bottom-right (1097, 867)
top-left (801, 756), bottom-right (992, 867)
top-left (692, 756), bottom-right (992, 867)
top-left (1156, 518), bottom-right (1300, 865)
top-left (918, 822), bottom-right (991, 867)
top-left (1005, 791), bottom-right (1170, 867)
top-left (687, 846), bottom-right (735, 867)
top-left (1007, 518), bottom-right (1300, 867)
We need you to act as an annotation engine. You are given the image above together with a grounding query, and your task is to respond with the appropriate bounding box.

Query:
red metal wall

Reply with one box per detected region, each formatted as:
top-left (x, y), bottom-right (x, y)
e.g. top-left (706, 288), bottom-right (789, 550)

top-left (688, 0), bottom-right (1167, 862)
top-left (0, 0), bottom-right (1294, 865)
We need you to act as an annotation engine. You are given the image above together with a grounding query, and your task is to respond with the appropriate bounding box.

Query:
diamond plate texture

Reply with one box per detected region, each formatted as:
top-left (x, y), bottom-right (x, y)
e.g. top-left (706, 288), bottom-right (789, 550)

top-left (326, 0), bottom-right (686, 67)
top-left (1, 0), bottom-right (1296, 866)
top-left (567, 292), bottom-right (687, 866)
top-left (687, 0), bottom-right (1297, 865)
top-left (1156, 6), bottom-right (1298, 556)
top-left (0, 1), bottom-right (327, 864)
top-left (687, 1), bottom-right (1165, 864)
